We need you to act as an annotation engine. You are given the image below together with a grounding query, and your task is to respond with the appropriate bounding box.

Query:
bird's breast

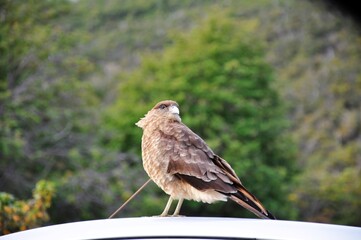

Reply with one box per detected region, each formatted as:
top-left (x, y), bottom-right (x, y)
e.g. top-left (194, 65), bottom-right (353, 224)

top-left (141, 128), bottom-right (187, 196)
top-left (141, 130), bottom-right (173, 189)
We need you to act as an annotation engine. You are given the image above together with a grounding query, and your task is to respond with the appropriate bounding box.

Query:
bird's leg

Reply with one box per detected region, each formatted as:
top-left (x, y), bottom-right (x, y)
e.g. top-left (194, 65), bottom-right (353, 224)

top-left (160, 196), bottom-right (173, 216)
top-left (172, 198), bottom-right (184, 216)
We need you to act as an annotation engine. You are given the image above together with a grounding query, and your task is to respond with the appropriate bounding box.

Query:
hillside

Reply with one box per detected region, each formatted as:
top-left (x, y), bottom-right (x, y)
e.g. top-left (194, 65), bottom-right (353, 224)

top-left (1, 0), bottom-right (360, 231)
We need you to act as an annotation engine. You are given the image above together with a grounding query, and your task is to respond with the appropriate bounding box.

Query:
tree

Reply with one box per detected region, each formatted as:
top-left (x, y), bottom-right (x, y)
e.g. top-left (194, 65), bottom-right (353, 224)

top-left (260, 0), bottom-right (361, 225)
top-left (0, 0), bottom-right (110, 224)
top-left (104, 13), bottom-right (297, 219)
top-left (0, 180), bottom-right (55, 235)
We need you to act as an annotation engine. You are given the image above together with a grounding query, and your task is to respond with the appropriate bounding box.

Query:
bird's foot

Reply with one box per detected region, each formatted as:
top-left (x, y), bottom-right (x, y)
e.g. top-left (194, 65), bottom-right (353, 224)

top-left (171, 214), bottom-right (186, 217)
top-left (159, 214), bottom-right (171, 217)
top-left (154, 214), bottom-right (186, 217)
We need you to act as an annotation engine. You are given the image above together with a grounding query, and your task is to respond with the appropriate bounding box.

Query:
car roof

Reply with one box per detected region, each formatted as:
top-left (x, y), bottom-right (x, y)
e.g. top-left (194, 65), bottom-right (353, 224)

top-left (1, 217), bottom-right (360, 240)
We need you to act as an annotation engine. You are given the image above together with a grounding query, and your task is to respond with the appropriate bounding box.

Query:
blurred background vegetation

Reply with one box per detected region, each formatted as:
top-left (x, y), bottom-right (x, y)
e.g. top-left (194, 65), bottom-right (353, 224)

top-left (1, 0), bottom-right (360, 234)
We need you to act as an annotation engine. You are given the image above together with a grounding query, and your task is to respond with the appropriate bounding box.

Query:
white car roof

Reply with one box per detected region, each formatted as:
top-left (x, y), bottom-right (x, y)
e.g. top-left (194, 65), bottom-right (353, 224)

top-left (1, 217), bottom-right (360, 240)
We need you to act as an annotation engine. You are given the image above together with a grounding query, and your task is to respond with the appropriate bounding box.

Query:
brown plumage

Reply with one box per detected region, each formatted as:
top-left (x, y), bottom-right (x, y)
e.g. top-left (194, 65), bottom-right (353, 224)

top-left (136, 100), bottom-right (275, 219)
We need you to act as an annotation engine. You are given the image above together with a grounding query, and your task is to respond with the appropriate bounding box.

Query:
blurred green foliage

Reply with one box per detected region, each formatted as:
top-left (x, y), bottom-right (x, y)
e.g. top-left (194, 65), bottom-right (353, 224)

top-left (1, 0), bottom-right (360, 231)
top-left (262, 1), bottom-right (361, 225)
top-left (104, 14), bottom-right (297, 219)
top-left (0, 0), bottom-right (130, 226)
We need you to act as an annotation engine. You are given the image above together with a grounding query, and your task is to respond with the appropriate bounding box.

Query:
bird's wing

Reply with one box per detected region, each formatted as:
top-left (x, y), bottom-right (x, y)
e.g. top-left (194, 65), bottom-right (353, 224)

top-left (160, 122), bottom-right (235, 193)
top-left (160, 122), bottom-right (275, 219)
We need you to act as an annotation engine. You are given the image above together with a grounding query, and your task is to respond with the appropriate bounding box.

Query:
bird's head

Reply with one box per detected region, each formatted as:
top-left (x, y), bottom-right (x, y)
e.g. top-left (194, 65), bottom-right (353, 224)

top-left (136, 100), bottom-right (181, 129)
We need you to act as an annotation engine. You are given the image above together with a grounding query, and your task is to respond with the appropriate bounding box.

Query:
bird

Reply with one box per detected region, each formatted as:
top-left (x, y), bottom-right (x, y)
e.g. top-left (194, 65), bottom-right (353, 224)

top-left (136, 100), bottom-right (275, 219)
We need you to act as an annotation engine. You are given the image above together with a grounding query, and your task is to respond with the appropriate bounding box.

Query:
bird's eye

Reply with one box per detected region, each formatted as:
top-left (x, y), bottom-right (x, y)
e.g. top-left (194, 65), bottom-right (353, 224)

top-left (159, 104), bottom-right (167, 109)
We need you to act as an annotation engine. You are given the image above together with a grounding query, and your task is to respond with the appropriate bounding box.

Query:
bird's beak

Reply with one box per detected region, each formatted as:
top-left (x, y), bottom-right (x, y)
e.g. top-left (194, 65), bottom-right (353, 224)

top-left (169, 105), bottom-right (180, 115)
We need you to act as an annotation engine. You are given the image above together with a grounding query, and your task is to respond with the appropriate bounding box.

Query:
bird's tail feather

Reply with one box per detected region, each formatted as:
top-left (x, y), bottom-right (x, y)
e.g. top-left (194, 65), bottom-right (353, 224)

top-left (229, 185), bottom-right (276, 220)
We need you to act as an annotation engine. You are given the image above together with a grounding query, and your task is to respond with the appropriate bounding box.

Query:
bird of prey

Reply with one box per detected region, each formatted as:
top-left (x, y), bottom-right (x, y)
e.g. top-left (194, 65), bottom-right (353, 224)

top-left (136, 100), bottom-right (275, 219)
